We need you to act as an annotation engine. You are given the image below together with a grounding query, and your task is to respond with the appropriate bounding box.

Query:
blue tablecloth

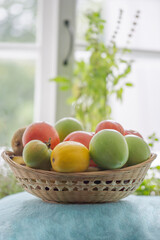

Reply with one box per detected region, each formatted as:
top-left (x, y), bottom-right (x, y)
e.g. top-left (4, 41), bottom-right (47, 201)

top-left (0, 192), bottom-right (160, 240)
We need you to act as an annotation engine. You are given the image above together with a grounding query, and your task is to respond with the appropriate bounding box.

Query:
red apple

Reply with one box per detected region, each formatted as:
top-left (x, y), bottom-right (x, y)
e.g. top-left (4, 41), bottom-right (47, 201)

top-left (124, 129), bottom-right (143, 139)
top-left (95, 120), bottom-right (125, 135)
top-left (64, 131), bottom-right (93, 149)
top-left (22, 122), bottom-right (60, 150)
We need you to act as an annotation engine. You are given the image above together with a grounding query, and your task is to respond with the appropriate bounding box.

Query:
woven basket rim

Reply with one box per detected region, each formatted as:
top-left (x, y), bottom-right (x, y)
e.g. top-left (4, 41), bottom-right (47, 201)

top-left (1, 151), bottom-right (157, 177)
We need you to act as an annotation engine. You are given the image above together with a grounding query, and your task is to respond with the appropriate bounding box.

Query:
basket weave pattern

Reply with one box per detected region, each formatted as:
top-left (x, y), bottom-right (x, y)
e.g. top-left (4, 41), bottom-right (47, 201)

top-left (2, 151), bottom-right (156, 203)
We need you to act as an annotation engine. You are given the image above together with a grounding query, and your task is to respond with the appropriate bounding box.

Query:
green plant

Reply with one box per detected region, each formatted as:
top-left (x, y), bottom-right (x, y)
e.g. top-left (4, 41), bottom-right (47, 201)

top-left (135, 134), bottom-right (160, 196)
top-left (0, 161), bottom-right (23, 199)
top-left (51, 11), bottom-right (138, 131)
top-left (135, 166), bottom-right (160, 196)
top-left (148, 132), bottom-right (159, 148)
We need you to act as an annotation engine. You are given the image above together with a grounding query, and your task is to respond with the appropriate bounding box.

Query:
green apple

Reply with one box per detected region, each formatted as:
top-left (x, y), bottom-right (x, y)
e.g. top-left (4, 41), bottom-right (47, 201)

top-left (125, 135), bottom-right (151, 166)
top-left (23, 140), bottom-right (52, 170)
top-left (89, 129), bottom-right (129, 170)
top-left (55, 117), bottom-right (83, 141)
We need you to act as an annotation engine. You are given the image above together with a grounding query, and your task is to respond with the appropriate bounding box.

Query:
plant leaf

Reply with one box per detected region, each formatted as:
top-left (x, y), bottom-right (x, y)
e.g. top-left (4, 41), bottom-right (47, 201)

top-left (125, 82), bottom-right (133, 87)
top-left (50, 76), bottom-right (70, 83)
top-left (149, 143), bottom-right (153, 147)
top-left (116, 88), bottom-right (123, 100)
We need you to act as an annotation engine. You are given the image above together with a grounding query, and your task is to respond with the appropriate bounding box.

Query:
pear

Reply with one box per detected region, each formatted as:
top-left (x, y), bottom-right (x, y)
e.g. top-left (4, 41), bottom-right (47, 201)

top-left (11, 127), bottom-right (26, 156)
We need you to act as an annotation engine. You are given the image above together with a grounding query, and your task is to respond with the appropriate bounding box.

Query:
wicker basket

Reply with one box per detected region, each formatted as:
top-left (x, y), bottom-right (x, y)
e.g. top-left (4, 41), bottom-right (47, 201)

top-left (1, 151), bottom-right (157, 203)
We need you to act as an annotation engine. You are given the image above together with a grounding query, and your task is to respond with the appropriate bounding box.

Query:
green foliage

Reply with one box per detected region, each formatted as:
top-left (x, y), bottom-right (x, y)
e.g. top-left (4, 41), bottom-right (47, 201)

top-left (0, 0), bottom-right (37, 43)
top-left (135, 136), bottom-right (160, 196)
top-left (135, 166), bottom-right (160, 196)
top-left (53, 77), bottom-right (71, 90)
top-left (0, 1), bottom-right (36, 199)
top-left (0, 173), bottom-right (23, 199)
top-left (0, 161), bottom-right (23, 199)
top-left (0, 60), bottom-right (34, 146)
top-left (148, 132), bottom-right (159, 148)
top-left (51, 11), bottom-right (133, 131)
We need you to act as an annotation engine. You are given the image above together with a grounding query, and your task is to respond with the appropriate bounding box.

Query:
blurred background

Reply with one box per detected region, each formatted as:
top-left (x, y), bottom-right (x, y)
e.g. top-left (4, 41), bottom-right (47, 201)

top-left (1, 0), bottom-right (160, 146)
top-left (0, 0), bottom-right (160, 197)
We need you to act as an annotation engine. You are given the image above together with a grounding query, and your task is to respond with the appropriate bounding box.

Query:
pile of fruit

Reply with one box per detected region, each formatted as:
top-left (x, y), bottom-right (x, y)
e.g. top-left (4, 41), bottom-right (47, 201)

top-left (11, 117), bottom-right (151, 173)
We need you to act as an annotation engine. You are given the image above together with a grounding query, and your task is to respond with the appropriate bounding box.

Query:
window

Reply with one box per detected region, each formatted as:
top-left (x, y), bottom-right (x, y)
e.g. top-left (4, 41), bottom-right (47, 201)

top-left (0, 59), bottom-right (35, 145)
top-left (0, 0), bottom-right (77, 147)
top-left (0, 0), bottom-right (159, 148)
top-left (104, 0), bottom-right (160, 147)
top-left (75, 0), bottom-right (160, 150)
top-left (0, 0), bottom-right (37, 43)
top-left (0, 0), bottom-right (37, 146)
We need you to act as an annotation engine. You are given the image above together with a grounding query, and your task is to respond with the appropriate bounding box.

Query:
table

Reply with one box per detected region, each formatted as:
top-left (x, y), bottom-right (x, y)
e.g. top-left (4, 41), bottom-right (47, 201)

top-left (0, 192), bottom-right (160, 240)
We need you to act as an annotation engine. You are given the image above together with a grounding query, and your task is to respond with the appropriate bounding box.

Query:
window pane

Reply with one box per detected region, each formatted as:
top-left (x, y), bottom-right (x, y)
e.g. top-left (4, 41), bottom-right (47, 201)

top-left (0, 0), bottom-right (37, 43)
top-left (0, 60), bottom-right (35, 146)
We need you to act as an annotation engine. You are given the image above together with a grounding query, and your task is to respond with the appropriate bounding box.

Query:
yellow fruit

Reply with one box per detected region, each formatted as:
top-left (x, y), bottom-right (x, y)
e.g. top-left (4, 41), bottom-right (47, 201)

top-left (12, 156), bottom-right (25, 165)
top-left (86, 166), bottom-right (101, 172)
top-left (50, 141), bottom-right (90, 173)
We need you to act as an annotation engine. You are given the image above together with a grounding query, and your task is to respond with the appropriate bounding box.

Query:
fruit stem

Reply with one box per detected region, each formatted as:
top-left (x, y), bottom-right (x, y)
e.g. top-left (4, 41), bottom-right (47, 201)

top-left (45, 138), bottom-right (51, 149)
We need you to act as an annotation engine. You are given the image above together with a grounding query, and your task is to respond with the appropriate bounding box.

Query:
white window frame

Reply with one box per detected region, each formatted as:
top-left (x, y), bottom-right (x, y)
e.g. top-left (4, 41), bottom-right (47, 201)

top-left (0, 0), bottom-right (76, 125)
